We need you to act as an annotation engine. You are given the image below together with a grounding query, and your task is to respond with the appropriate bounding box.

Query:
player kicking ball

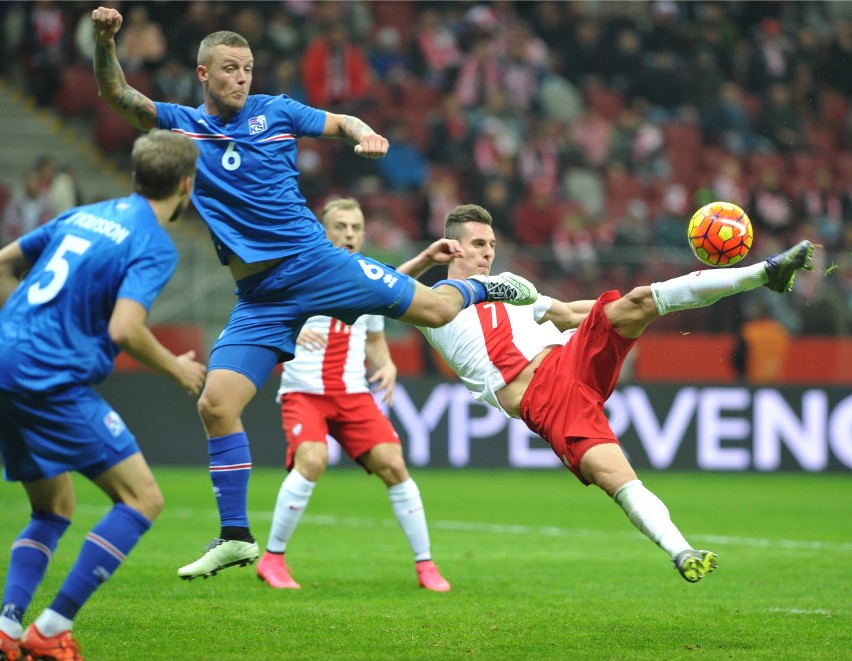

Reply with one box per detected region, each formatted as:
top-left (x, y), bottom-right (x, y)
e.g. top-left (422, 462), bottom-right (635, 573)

top-left (398, 203), bottom-right (815, 583)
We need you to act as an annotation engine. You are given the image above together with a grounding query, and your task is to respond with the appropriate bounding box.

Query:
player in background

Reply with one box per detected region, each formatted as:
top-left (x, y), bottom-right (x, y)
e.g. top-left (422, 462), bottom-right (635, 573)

top-left (399, 204), bottom-right (815, 583)
top-left (258, 199), bottom-right (450, 592)
top-left (0, 130), bottom-right (206, 661)
top-left (91, 7), bottom-right (537, 580)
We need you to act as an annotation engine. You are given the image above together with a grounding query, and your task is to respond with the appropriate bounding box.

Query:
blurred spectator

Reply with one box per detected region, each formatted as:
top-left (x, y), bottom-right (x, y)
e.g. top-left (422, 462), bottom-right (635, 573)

top-left (295, 147), bottom-right (330, 207)
top-left (517, 119), bottom-right (562, 194)
top-left (700, 81), bottom-right (756, 154)
top-left (746, 18), bottom-right (795, 93)
top-left (369, 26), bottom-right (412, 84)
top-left (822, 19), bottom-right (852, 95)
top-left (472, 117), bottom-right (520, 179)
top-left (424, 171), bottom-right (462, 239)
top-left (569, 107), bottom-right (614, 169)
top-left (265, 8), bottom-right (301, 57)
top-left (604, 27), bottom-right (645, 93)
top-left (363, 207), bottom-right (414, 266)
top-left (408, 6), bottom-right (461, 91)
top-left (797, 167), bottom-right (845, 251)
top-left (560, 16), bottom-right (606, 85)
top-left (261, 57), bottom-right (307, 103)
top-left (609, 198), bottom-right (653, 279)
top-left (754, 82), bottom-right (804, 153)
top-left (512, 177), bottom-right (563, 246)
top-left (154, 57), bottom-right (202, 106)
top-left (749, 167), bottom-right (796, 237)
top-left (49, 163), bottom-right (82, 214)
top-left (301, 20), bottom-right (372, 112)
top-left (167, 0), bottom-right (218, 69)
top-left (116, 4), bottom-right (166, 73)
top-left (453, 38), bottom-right (502, 109)
top-left (426, 95), bottom-right (472, 168)
top-left (478, 175), bottom-right (518, 241)
top-left (732, 299), bottom-right (791, 383)
top-left (628, 50), bottom-right (690, 121)
top-left (21, 0), bottom-right (68, 106)
top-left (563, 166), bottom-right (605, 217)
top-left (552, 208), bottom-right (599, 281)
top-left (652, 182), bottom-right (693, 250)
top-left (2, 170), bottom-right (54, 246)
top-left (710, 155), bottom-right (750, 205)
top-left (376, 118), bottom-right (429, 192)
top-left (536, 58), bottom-right (583, 122)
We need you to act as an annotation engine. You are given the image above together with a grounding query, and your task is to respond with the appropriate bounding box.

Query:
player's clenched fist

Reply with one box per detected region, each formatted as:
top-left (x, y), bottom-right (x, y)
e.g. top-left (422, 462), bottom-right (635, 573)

top-left (92, 6), bottom-right (123, 40)
top-left (353, 132), bottom-right (389, 159)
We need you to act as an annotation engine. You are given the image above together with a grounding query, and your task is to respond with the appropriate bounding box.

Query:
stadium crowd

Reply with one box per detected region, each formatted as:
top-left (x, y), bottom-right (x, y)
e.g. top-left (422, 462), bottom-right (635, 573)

top-left (1, 0), bottom-right (850, 335)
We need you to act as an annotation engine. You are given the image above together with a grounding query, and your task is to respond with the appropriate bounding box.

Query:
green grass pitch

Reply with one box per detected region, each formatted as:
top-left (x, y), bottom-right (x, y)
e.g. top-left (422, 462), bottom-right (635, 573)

top-left (1, 468), bottom-right (849, 660)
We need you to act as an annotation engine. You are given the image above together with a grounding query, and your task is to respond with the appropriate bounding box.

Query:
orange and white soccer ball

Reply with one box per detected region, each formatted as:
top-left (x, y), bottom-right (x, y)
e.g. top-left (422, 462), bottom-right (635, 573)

top-left (687, 201), bottom-right (753, 266)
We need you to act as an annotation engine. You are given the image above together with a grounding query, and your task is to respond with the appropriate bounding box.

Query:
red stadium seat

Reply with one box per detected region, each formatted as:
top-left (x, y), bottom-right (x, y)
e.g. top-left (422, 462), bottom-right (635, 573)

top-left (583, 86), bottom-right (625, 120)
top-left (54, 65), bottom-right (101, 117)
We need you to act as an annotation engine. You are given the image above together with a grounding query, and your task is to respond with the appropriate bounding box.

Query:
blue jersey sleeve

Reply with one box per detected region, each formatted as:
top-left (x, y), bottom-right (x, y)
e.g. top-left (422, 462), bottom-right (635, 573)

top-left (118, 237), bottom-right (178, 312)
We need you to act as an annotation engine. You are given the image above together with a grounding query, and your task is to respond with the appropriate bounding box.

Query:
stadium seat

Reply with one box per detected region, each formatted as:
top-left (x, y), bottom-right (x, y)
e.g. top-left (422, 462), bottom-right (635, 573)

top-left (94, 103), bottom-right (142, 153)
top-left (54, 64), bottom-right (101, 117)
top-left (369, 0), bottom-right (417, 34)
top-left (583, 86), bottom-right (625, 121)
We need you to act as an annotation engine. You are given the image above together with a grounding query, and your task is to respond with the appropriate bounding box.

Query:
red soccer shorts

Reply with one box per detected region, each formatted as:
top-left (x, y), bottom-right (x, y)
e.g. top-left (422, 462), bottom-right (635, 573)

top-left (519, 290), bottom-right (636, 485)
top-left (280, 391), bottom-right (400, 471)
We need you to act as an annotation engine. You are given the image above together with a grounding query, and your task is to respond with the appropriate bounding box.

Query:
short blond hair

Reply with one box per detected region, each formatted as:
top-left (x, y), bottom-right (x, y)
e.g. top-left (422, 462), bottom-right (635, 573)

top-left (320, 198), bottom-right (363, 223)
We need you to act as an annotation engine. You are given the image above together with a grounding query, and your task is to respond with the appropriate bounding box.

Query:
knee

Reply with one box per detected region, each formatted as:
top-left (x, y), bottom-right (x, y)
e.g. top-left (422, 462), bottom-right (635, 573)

top-left (297, 451), bottom-right (328, 481)
top-left (197, 390), bottom-right (234, 428)
top-left (375, 455), bottom-right (409, 486)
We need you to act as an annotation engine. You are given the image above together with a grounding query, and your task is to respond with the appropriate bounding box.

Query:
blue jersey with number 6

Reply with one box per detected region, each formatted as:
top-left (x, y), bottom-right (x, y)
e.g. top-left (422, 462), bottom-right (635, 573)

top-left (0, 194), bottom-right (177, 392)
top-left (155, 95), bottom-right (328, 264)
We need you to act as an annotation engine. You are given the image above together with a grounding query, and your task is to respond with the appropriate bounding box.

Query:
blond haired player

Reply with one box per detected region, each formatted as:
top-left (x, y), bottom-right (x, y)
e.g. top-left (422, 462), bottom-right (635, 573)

top-left (257, 199), bottom-right (450, 592)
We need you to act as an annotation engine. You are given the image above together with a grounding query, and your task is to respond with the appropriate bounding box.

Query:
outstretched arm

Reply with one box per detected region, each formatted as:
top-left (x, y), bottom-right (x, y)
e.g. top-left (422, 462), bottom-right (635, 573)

top-left (322, 112), bottom-right (389, 159)
top-left (538, 297), bottom-right (596, 331)
top-left (396, 238), bottom-right (463, 278)
top-left (92, 6), bottom-right (158, 131)
top-left (109, 298), bottom-right (207, 394)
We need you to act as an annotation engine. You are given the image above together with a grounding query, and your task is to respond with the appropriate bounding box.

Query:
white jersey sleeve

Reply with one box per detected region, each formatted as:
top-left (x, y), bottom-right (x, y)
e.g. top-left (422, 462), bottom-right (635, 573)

top-left (420, 302), bottom-right (570, 417)
top-left (278, 314), bottom-right (380, 398)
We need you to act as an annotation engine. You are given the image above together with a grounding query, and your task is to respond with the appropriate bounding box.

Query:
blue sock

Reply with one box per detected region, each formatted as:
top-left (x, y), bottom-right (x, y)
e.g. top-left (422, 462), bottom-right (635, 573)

top-left (432, 279), bottom-right (486, 307)
top-left (1, 511), bottom-right (70, 623)
top-left (49, 504), bottom-right (150, 621)
top-left (209, 432), bottom-right (252, 530)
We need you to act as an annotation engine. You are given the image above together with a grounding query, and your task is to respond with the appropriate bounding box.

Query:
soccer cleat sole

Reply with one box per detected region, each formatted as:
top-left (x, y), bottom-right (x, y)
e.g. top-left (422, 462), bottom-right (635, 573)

top-left (675, 550), bottom-right (718, 583)
top-left (764, 240), bottom-right (815, 293)
top-left (180, 555), bottom-right (258, 581)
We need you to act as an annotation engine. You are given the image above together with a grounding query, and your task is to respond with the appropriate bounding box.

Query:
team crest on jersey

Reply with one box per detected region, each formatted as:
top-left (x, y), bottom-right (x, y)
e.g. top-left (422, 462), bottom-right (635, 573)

top-left (248, 115), bottom-right (268, 135)
top-left (103, 410), bottom-right (127, 437)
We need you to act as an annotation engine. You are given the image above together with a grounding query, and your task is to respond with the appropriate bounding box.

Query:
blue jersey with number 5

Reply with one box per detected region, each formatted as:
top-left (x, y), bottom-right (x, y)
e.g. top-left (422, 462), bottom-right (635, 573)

top-left (0, 194), bottom-right (177, 391)
top-left (155, 95), bottom-right (328, 264)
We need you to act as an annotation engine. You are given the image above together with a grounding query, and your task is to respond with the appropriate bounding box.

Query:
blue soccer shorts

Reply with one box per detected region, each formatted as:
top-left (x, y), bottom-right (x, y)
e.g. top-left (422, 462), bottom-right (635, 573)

top-left (209, 246), bottom-right (417, 389)
top-left (0, 385), bottom-right (140, 483)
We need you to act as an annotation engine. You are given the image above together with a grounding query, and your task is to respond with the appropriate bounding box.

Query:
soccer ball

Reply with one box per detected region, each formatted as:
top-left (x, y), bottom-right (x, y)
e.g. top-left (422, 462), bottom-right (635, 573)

top-left (687, 201), bottom-right (753, 267)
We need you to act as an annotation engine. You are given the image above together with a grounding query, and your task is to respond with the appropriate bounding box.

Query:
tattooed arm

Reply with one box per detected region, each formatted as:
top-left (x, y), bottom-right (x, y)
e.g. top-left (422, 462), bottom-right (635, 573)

top-left (91, 6), bottom-right (158, 131)
top-left (322, 113), bottom-right (389, 159)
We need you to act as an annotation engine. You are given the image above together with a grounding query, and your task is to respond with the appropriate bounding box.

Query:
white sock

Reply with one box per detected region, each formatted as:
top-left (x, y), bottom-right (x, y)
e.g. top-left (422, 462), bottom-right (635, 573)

top-left (33, 609), bottom-right (73, 637)
top-left (266, 470), bottom-right (315, 554)
top-left (388, 479), bottom-right (431, 562)
top-left (613, 480), bottom-right (692, 559)
top-left (651, 263), bottom-right (767, 315)
top-left (0, 615), bottom-right (23, 639)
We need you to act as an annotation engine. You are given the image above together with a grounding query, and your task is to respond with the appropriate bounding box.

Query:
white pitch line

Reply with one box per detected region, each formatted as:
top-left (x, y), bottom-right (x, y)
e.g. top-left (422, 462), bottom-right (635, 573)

top-left (7, 504), bottom-right (852, 553)
top-left (765, 608), bottom-right (834, 616)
